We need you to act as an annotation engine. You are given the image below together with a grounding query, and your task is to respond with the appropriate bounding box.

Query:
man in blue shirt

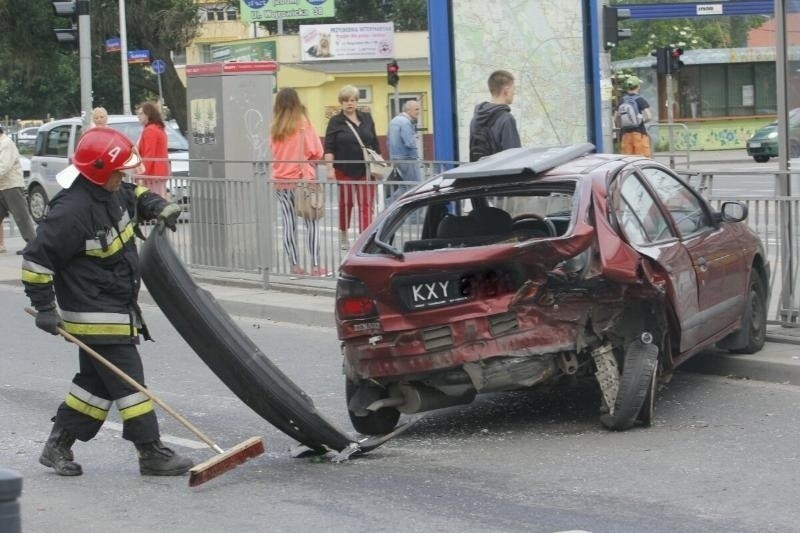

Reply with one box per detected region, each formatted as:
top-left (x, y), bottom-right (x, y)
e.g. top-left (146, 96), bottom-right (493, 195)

top-left (387, 100), bottom-right (421, 203)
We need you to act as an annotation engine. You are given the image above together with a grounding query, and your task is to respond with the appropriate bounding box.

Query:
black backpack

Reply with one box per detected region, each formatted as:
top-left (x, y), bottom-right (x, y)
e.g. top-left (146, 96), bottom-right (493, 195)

top-left (469, 116), bottom-right (500, 162)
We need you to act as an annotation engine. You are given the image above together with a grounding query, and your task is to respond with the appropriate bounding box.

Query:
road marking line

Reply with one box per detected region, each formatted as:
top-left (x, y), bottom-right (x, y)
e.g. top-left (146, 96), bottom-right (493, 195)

top-left (102, 421), bottom-right (208, 450)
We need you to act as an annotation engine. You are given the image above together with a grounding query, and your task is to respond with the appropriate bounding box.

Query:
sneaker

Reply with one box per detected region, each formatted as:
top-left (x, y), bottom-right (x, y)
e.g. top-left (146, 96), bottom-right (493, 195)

top-left (0, 244), bottom-right (5, 253)
top-left (290, 264), bottom-right (307, 276)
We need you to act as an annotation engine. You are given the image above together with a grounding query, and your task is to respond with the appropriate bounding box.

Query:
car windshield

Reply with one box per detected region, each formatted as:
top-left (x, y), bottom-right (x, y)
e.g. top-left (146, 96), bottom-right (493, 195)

top-left (371, 182), bottom-right (576, 254)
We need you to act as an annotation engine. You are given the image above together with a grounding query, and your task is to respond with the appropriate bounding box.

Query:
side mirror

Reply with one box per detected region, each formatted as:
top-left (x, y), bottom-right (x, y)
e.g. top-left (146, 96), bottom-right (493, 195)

top-left (720, 201), bottom-right (747, 223)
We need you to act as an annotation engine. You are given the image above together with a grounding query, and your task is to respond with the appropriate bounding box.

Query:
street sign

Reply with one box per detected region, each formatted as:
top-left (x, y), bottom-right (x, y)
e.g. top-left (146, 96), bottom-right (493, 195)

top-left (127, 49), bottom-right (150, 64)
top-left (152, 59), bottom-right (166, 75)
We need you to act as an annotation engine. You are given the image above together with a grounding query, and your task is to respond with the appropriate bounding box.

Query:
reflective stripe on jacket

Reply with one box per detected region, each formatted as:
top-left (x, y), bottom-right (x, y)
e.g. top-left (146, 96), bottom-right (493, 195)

top-left (22, 178), bottom-right (168, 344)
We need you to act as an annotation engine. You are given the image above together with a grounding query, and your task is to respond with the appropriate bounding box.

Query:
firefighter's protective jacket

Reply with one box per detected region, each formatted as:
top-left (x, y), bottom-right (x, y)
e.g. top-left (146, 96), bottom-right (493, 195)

top-left (22, 177), bottom-right (169, 344)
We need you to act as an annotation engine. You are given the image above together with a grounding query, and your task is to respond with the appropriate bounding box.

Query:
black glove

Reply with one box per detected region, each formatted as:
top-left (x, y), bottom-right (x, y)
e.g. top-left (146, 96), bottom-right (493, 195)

top-left (158, 203), bottom-right (182, 232)
top-left (35, 306), bottom-right (63, 336)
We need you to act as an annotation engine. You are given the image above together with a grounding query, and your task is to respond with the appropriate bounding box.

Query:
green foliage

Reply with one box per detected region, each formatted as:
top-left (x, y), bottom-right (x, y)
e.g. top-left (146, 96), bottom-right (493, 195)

top-left (254, 0), bottom-right (428, 34)
top-left (608, 2), bottom-right (768, 60)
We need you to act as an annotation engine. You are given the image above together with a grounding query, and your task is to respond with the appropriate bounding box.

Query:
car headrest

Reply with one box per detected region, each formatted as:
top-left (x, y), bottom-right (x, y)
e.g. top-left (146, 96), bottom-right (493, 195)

top-left (468, 207), bottom-right (513, 235)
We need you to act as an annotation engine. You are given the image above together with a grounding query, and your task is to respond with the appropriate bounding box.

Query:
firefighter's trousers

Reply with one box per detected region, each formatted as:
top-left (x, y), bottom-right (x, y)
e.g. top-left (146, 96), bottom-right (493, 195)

top-left (53, 344), bottom-right (160, 444)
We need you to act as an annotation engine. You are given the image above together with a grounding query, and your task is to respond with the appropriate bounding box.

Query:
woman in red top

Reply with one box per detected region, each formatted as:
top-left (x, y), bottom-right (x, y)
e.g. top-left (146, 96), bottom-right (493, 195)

top-left (136, 102), bottom-right (170, 198)
top-left (270, 88), bottom-right (326, 277)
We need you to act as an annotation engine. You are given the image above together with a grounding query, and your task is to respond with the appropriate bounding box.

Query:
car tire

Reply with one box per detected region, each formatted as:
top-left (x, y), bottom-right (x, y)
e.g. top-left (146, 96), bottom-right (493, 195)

top-left (27, 184), bottom-right (49, 223)
top-left (753, 155), bottom-right (770, 163)
top-left (346, 378), bottom-right (400, 436)
top-left (725, 272), bottom-right (767, 355)
top-left (600, 339), bottom-right (659, 431)
top-left (636, 359), bottom-right (658, 427)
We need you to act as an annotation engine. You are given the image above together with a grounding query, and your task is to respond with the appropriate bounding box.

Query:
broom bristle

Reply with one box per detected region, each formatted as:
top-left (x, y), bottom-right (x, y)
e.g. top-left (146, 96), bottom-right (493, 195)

top-left (188, 436), bottom-right (265, 487)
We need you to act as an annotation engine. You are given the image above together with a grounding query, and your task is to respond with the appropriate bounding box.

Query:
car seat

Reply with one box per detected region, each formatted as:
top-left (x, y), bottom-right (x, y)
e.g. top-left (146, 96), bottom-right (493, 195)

top-left (468, 206), bottom-right (513, 236)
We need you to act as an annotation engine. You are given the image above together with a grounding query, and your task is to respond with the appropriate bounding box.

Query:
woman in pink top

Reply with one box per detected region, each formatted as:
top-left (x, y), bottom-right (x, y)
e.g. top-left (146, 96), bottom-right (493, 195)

top-left (270, 88), bottom-right (326, 276)
top-left (136, 102), bottom-right (170, 198)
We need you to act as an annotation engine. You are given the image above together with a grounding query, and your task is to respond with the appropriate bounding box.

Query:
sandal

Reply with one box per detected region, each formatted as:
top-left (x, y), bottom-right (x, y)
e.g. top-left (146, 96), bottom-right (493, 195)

top-left (310, 266), bottom-right (329, 277)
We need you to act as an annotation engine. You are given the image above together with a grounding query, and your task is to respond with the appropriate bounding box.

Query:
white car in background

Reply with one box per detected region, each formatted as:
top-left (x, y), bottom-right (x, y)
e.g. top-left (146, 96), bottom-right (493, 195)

top-left (25, 116), bottom-right (189, 222)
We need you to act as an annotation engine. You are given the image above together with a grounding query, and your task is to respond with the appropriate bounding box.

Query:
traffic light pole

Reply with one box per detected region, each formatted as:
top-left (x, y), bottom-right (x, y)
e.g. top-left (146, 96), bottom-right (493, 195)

top-left (665, 72), bottom-right (675, 168)
top-left (119, 0), bottom-right (131, 115)
top-left (77, 0), bottom-right (92, 127)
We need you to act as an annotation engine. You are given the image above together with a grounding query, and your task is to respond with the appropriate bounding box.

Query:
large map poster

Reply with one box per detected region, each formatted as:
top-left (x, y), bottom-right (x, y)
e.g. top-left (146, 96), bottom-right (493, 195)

top-left (452, 1), bottom-right (589, 160)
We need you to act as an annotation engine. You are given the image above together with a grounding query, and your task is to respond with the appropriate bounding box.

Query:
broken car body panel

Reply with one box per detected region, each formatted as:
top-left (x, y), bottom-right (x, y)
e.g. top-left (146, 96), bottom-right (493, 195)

top-left (140, 226), bottom-right (405, 455)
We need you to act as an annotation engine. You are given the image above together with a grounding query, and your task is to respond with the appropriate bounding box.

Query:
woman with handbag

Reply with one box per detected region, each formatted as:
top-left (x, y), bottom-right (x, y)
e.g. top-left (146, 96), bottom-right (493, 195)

top-left (323, 85), bottom-right (381, 251)
top-left (270, 88), bottom-right (327, 277)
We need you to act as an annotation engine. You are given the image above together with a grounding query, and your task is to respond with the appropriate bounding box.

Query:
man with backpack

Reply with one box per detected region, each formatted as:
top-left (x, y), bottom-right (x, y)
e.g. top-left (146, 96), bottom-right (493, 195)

top-left (469, 70), bottom-right (521, 162)
top-left (616, 76), bottom-right (653, 157)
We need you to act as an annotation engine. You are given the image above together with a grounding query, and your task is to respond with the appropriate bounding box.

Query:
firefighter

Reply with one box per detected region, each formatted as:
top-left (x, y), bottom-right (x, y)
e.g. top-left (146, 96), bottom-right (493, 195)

top-left (21, 127), bottom-right (193, 477)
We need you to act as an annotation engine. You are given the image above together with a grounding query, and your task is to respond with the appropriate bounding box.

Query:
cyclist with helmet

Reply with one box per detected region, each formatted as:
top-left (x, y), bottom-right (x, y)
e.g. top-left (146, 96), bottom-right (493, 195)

top-left (21, 127), bottom-right (192, 478)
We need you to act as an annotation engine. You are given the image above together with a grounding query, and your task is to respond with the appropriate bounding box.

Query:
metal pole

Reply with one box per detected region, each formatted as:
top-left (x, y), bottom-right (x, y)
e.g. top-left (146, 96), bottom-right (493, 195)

top-left (774, 0), bottom-right (797, 321)
top-left (666, 72), bottom-right (675, 169)
top-left (119, 0), bottom-right (132, 115)
top-left (77, 0), bottom-right (92, 127)
top-left (392, 85), bottom-right (400, 117)
top-left (157, 72), bottom-right (163, 109)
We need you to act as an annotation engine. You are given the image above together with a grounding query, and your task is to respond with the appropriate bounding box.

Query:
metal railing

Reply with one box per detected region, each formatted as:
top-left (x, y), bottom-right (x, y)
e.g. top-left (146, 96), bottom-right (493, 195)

top-left (677, 169), bottom-right (800, 324)
top-left (139, 158), bottom-right (458, 287)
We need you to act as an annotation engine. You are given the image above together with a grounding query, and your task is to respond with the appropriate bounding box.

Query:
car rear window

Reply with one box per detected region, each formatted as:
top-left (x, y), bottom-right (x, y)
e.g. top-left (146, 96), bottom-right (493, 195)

top-left (372, 183), bottom-right (576, 254)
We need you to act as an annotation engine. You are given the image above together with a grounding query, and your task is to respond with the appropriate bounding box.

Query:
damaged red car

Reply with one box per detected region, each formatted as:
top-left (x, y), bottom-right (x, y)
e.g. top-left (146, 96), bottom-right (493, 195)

top-left (336, 144), bottom-right (769, 435)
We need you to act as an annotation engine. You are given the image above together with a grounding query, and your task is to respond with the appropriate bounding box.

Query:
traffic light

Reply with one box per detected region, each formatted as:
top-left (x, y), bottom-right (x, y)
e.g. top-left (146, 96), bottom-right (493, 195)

top-left (653, 47), bottom-right (669, 75)
top-left (52, 1), bottom-right (88, 45)
top-left (669, 47), bottom-right (684, 73)
top-left (387, 60), bottom-right (399, 87)
top-left (602, 5), bottom-right (632, 51)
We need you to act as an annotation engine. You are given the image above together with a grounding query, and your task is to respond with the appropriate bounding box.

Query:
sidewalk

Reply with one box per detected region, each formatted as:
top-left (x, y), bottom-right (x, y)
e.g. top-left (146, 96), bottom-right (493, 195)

top-left (3, 233), bottom-right (799, 385)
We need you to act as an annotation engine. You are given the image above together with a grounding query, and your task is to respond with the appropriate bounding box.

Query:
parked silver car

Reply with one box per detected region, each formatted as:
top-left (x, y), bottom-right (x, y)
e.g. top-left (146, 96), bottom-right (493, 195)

top-left (25, 116), bottom-right (189, 222)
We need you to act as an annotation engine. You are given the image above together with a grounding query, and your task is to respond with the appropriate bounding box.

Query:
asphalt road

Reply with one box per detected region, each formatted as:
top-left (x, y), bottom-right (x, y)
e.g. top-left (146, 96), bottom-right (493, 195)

top-left (3, 285), bottom-right (800, 533)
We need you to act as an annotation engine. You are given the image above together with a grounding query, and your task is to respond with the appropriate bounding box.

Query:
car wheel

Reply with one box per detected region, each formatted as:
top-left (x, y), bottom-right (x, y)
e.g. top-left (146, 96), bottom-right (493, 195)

top-left (600, 339), bottom-right (659, 431)
top-left (27, 184), bottom-right (49, 223)
top-left (345, 378), bottom-right (400, 436)
top-left (730, 273), bottom-right (767, 354)
top-left (753, 155), bottom-right (769, 163)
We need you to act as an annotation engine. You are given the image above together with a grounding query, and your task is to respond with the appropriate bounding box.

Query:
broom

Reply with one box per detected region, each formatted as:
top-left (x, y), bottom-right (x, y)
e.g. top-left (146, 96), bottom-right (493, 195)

top-left (25, 308), bottom-right (265, 487)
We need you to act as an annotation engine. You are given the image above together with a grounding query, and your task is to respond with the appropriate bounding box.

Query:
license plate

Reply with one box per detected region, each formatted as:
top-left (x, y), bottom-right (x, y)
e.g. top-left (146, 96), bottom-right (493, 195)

top-left (749, 142), bottom-right (762, 148)
top-left (396, 274), bottom-right (469, 311)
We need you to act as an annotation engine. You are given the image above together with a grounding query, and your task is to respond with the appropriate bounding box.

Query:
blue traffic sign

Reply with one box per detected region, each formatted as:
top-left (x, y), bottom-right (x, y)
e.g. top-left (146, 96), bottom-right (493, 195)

top-left (152, 59), bottom-right (166, 75)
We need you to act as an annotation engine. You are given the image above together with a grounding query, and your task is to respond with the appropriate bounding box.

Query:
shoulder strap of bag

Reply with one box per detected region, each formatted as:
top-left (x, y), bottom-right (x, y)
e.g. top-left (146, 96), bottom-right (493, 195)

top-left (298, 125), bottom-right (307, 179)
top-left (345, 120), bottom-right (366, 149)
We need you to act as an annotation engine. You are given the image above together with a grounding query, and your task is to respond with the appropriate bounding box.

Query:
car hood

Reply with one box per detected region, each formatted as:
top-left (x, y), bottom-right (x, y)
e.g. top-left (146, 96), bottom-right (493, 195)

top-left (750, 123), bottom-right (777, 141)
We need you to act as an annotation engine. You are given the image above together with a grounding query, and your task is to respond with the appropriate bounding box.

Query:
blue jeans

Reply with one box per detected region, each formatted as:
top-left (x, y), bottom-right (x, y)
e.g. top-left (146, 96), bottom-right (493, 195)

top-left (387, 160), bottom-right (421, 205)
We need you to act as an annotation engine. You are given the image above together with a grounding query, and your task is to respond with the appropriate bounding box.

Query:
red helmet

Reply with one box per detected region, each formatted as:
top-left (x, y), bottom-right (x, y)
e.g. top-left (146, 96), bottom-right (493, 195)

top-left (57, 126), bottom-right (142, 188)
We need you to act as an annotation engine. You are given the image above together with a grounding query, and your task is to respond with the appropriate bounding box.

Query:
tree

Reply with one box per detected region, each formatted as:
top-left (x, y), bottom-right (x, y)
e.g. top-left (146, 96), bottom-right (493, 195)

top-left (252, 0), bottom-right (427, 34)
top-left (92, 0), bottom-right (201, 132)
top-left (609, 0), bottom-right (766, 60)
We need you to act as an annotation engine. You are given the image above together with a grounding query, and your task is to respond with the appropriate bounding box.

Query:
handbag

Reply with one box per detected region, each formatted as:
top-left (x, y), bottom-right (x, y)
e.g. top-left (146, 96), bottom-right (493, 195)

top-left (345, 120), bottom-right (393, 180)
top-left (293, 126), bottom-right (325, 220)
top-left (295, 181), bottom-right (324, 220)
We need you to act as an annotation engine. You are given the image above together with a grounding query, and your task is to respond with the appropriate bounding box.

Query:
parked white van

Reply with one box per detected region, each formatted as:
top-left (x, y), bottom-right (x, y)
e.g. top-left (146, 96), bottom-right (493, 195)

top-left (25, 116), bottom-right (189, 222)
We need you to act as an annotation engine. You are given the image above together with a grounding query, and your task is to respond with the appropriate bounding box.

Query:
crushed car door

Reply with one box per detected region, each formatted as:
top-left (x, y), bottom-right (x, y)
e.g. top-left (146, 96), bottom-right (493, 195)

top-left (640, 167), bottom-right (746, 342)
top-left (610, 168), bottom-right (703, 352)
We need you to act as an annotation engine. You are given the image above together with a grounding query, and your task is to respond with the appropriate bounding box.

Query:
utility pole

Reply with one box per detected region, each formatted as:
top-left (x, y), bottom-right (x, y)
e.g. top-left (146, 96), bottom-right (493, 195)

top-left (119, 0), bottom-right (131, 115)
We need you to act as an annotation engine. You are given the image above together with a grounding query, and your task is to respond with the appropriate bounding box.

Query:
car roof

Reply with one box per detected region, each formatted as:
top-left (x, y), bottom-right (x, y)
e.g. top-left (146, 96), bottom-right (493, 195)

top-left (39, 115), bottom-right (142, 130)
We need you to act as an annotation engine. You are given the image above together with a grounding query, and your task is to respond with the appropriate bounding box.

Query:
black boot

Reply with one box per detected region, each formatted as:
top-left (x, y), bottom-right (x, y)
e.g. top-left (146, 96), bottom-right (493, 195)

top-left (39, 425), bottom-right (82, 476)
top-left (135, 440), bottom-right (193, 476)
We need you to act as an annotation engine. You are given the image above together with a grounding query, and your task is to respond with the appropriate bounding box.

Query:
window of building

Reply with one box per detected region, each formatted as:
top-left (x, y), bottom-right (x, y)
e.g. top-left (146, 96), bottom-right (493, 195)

top-left (677, 62), bottom-right (777, 119)
top-left (198, 6), bottom-right (238, 22)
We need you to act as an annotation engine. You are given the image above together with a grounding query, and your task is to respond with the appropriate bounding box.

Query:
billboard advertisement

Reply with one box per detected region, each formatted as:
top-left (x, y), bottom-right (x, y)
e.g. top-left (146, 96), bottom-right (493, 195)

top-left (299, 22), bottom-right (394, 61)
